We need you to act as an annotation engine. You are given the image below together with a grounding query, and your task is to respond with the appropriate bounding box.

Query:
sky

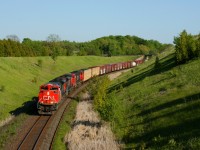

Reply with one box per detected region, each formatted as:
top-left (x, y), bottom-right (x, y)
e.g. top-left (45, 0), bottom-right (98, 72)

top-left (0, 0), bottom-right (199, 44)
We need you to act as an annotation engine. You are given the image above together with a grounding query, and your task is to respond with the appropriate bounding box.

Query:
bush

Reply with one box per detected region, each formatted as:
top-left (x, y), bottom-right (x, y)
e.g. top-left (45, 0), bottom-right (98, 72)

top-left (37, 59), bottom-right (43, 68)
top-left (0, 85), bottom-right (5, 92)
top-left (93, 76), bottom-right (110, 112)
top-left (31, 77), bottom-right (37, 83)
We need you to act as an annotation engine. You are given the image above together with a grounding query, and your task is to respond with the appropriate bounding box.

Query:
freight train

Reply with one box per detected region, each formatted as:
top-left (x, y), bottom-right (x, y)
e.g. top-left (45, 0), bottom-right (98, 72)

top-left (37, 56), bottom-right (144, 115)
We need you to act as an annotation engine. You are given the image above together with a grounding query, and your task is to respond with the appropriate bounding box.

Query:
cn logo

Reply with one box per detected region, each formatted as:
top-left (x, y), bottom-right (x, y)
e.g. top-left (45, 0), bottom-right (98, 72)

top-left (43, 96), bottom-right (55, 100)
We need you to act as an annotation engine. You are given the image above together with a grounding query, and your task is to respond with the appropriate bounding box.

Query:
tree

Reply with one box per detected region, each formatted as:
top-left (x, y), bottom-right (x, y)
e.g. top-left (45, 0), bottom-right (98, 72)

top-left (186, 34), bottom-right (196, 59)
top-left (174, 30), bottom-right (188, 63)
top-left (174, 30), bottom-right (200, 64)
top-left (22, 38), bottom-right (32, 44)
top-left (46, 34), bottom-right (61, 61)
top-left (6, 35), bottom-right (20, 42)
top-left (46, 34), bottom-right (61, 42)
top-left (139, 44), bottom-right (150, 55)
top-left (196, 34), bottom-right (200, 56)
top-left (154, 56), bottom-right (161, 70)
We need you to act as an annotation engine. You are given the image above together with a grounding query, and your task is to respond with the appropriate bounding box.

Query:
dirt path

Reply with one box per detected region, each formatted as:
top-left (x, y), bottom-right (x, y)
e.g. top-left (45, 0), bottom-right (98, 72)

top-left (65, 70), bottom-right (129, 150)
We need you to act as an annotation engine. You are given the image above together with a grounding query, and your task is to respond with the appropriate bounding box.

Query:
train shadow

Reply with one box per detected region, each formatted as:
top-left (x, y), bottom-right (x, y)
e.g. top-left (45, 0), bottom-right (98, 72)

top-left (9, 97), bottom-right (39, 116)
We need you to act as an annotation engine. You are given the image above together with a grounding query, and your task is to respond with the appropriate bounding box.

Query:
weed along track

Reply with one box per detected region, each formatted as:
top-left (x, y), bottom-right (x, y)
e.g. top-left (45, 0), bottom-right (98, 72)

top-left (16, 83), bottom-right (88, 150)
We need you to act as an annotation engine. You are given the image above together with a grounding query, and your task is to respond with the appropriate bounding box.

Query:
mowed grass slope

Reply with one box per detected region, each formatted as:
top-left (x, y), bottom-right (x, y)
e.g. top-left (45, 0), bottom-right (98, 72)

top-left (0, 56), bottom-right (133, 122)
top-left (108, 50), bottom-right (200, 149)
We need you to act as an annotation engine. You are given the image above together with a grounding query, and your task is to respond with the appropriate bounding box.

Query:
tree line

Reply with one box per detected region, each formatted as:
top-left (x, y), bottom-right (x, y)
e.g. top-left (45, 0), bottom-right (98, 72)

top-left (174, 30), bottom-right (200, 64)
top-left (0, 34), bottom-right (170, 57)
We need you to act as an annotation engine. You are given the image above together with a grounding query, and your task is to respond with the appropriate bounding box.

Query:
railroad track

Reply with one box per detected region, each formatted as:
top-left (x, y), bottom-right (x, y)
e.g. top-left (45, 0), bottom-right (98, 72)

top-left (16, 82), bottom-right (88, 150)
top-left (17, 116), bottom-right (51, 150)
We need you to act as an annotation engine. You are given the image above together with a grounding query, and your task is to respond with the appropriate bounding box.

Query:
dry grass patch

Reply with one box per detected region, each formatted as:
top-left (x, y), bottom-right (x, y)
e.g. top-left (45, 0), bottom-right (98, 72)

top-left (0, 115), bottom-right (14, 128)
top-left (66, 101), bottom-right (119, 150)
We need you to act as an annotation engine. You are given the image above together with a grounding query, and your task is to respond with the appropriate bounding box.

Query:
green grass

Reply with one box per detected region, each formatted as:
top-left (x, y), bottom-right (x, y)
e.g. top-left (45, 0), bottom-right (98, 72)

top-left (107, 50), bottom-right (200, 149)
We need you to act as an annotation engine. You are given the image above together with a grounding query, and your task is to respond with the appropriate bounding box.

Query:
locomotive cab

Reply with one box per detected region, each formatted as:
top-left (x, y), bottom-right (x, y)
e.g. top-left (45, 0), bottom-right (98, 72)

top-left (37, 83), bottom-right (61, 115)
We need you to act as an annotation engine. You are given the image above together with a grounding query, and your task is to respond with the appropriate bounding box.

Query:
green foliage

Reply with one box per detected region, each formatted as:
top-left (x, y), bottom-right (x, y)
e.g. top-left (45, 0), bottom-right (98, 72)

top-left (88, 76), bottom-right (118, 121)
top-left (89, 76), bottom-right (125, 126)
top-left (86, 76), bottom-right (99, 97)
top-left (51, 50), bottom-right (58, 62)
top-left (37, 59), bottom-right (43, 68)
top-left (6, 35), bottom-right (20, 42)
top-left (196, 34), bottom-right (200, 57)
top-left (46, 34), bottom-right (61, 42)
top-left (93, 76), bottom-right (110, 112)
top-left (32, 77), bottom-right (38, 83)
top-left (0, 85), bottom-right (5, 92)
top-left (174, 30), bottom-right (200, 64)
top-left (0, 35), bottom-right (169, 57)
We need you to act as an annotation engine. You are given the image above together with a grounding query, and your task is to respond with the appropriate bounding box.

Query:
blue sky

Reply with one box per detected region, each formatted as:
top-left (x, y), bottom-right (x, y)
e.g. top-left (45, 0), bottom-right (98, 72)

top-left (0, 0), bottom-right (199, 43)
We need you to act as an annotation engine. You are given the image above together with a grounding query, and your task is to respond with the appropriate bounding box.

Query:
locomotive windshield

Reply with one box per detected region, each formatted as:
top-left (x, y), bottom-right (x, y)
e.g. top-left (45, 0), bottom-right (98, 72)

top-left (41, 86), bottom-right (48, 90)
top-left (50, 87), bottom-right (58, 90)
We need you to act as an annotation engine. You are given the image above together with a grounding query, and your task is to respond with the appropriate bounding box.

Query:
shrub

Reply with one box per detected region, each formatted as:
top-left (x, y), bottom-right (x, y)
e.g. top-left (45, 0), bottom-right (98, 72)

top-left (93, 76), bottom-right (110, 112)
top-left (37, 59), bottom-right (43, 68)
top-left (0, 85), bottom-right (5, 92)
top-left (31, 77), bottom-right (37, 83)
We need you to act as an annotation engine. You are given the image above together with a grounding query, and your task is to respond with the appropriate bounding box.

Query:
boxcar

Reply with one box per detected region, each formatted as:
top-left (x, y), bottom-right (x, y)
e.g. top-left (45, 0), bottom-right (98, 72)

top-left (122, 62), bottom-right (128, 69)
top-left (83, 68), bottom-right (92, 81)
top-left (118, 63), bottom-right (123, 70)
top-left (105, 64), bottom-right (112, 73)
top-left (91, 66), bottom-right (100, 77)
top-left (127, 61), bottom-right (131, 68)
top-left (111, 63), bottom-right (117, 72)
top-left (100, 65), bottom-right (106, 75)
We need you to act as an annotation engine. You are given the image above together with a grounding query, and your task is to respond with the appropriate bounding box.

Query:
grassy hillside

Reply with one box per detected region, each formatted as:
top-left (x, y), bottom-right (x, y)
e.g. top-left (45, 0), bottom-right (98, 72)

top-left (0, 56), bottom-right (134, 122)
top-left (108, 49), bottom-right (200, 149)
